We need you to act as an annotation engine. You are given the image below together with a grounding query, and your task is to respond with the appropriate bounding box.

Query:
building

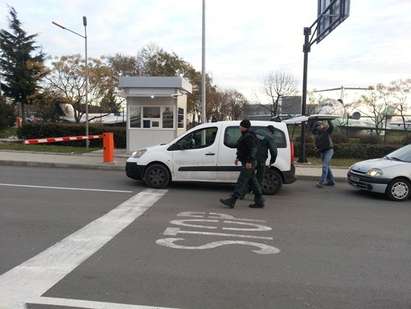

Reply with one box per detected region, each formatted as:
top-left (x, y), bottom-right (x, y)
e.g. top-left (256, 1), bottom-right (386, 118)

top-left (119, 76), bottom-right (192, 152)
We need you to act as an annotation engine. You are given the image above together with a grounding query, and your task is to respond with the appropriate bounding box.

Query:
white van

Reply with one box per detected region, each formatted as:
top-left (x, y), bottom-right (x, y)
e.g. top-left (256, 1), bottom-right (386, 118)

top-left (126, 121), bottom-right (296, 194)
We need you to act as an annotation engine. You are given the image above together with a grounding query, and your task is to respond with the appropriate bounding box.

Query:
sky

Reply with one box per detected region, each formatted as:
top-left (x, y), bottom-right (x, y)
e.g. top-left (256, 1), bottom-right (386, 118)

top-left (1, 0), bottom-right (410, 104)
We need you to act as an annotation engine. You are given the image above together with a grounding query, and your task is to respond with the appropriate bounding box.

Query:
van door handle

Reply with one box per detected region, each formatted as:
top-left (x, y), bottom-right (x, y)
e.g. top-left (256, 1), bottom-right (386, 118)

top-left (205, 153), bottom-right (216, 156)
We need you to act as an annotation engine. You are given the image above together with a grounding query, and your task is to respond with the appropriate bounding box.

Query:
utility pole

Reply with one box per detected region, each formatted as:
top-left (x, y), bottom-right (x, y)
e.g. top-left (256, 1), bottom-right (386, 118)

top-left (201, 0), bottom-right (206, 124)
top-left (52, 17), bottom-right (89, 149)
top-left (83, 16), bottom-right (89, 149)
top-left (298, 27), bottom-right (311, 163)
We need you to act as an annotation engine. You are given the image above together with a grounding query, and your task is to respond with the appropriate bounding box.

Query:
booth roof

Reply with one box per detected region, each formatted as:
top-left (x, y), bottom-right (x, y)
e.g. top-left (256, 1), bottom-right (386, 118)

top-left (119, 76), bottom-right (192, 94)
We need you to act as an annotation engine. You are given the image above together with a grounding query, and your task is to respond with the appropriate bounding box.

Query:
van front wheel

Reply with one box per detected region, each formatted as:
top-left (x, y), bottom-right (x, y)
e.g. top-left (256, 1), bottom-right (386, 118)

top-left (262, 168), bottom-right (282, 195)
top-left (144, 164), bottom-right (171, 189)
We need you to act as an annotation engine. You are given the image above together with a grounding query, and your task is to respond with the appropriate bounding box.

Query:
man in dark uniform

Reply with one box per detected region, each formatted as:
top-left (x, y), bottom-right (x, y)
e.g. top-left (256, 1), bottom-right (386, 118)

top-left (241, 125), bottom-right (278, 199)
top-left (255, 125), bottom-right (278, 187)
top-left (220, 120), bottom-right (265, 209)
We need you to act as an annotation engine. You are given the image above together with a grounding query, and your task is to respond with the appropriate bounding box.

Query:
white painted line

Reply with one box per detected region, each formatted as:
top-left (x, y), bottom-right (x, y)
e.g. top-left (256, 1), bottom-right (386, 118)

top-left (163, 227), bottom-right (273, 240)
top-left (0, 183), bottom-right (133, 193)
top-left (28, 296), bottom-right (179, 309)
top-left (156, 238), bottom-right (280, 255)
top-left (0, 189), bottom-right (167, 309)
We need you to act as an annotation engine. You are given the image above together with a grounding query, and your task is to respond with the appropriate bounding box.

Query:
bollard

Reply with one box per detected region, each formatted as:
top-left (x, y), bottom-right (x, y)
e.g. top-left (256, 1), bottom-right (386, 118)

top-left (103, 132), bottom-right (114, 163)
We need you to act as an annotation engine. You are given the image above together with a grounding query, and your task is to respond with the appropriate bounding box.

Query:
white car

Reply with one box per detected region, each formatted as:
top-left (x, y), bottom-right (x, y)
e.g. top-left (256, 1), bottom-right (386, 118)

top-left (126, 121), bottom-right (296, 194)
top-left (348, 144), bottom-right (411, 201)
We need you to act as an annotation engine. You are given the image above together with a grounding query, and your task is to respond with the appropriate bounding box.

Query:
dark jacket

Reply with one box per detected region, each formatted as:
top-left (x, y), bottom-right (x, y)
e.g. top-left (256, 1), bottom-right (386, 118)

top-left (314, 121), bottom-right (334, 153)
top-left (236, 130), bottom-right (258, 164)
top-left (256, 131), bottom-right (278, 163)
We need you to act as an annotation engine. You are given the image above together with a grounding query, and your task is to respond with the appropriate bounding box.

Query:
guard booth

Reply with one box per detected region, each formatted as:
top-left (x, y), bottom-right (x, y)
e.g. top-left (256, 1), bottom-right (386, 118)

top-left (119, 76), bottom-right (192, 153)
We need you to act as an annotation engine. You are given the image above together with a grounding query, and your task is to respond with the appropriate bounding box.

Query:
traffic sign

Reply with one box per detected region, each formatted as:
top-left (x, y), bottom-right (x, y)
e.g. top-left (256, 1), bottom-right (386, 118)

top-left (317, 0), bottom-right (350, 43)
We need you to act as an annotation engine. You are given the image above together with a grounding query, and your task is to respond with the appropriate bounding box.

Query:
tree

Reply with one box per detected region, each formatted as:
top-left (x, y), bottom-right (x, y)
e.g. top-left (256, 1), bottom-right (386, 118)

top-left (0, 95), bottom-right (15, 129)
top-left (387, 79), bottom-right (410, 134)
top-left (0, 7), bottom-right (46, 121)
top-left (103, 45), bottom-right (248, 124)
top-left (358, 85), bottom-right (396, 136)
top-left (28, 89), bottom-right (66, 122)
top-left (45, 55), bottom-right (118, 122)
top-left (105, 54), bottom-right (143, 77)
top-left (207, 88), bottom-right (248, 121)
top-left (138, 45), bottom-right (204, 120)
top-left (263, 71), bottom-right (298, 116)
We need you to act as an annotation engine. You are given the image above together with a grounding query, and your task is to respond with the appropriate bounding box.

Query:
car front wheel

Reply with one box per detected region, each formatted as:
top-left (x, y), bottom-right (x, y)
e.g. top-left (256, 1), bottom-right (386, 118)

top-left (386, 178), bottom-right (410, 201)
top-left (144, 164), bottom-right (171, 189)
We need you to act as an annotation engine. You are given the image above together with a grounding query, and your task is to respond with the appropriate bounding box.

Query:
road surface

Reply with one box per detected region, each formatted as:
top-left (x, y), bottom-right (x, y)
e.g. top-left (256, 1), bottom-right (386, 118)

top-left (0, 166), bottom-right (410, 309)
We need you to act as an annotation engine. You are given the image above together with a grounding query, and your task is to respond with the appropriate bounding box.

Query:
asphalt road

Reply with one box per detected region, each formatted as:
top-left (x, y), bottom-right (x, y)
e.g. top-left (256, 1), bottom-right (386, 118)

top-left (0, 166), bottom-right (410, 309)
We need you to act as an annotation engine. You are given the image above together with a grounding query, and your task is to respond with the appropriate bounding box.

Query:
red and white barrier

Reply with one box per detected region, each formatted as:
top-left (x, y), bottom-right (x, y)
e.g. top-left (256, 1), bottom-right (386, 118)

top-left (24, 135), bottom-right (102, 145)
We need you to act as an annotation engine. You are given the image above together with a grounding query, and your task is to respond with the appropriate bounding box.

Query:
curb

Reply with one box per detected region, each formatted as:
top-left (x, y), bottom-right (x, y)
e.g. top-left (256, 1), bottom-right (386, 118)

top-left (0, 160), bottom-right (347, 181)
top-left (0, 160), bottom-right (124, 171)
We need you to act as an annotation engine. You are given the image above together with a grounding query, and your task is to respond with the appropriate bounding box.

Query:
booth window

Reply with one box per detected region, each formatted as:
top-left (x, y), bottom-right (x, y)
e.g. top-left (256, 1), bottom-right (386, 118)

top-left (129, 106), bottom-right (176, 129)
top-left (162, 107), bottom-right (174, 128)
top-left (129, 105), bottom-right (141, 128)
top-left (178, 108), bottom-right (185, 128)
top-left (143, 107), bottom-right (160, 118)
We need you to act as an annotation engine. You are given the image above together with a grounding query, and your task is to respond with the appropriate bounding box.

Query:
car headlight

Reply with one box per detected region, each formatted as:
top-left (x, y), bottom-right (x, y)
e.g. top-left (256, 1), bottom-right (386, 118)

top-left (367, 168), bottom-right (383, 177)
top-left (131, 149), bottom-right (147, 158)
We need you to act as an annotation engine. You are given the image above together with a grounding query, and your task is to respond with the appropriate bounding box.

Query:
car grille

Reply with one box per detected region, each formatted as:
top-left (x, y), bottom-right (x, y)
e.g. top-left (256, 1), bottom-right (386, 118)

top-left (351, 169), bottom-right (366, 175)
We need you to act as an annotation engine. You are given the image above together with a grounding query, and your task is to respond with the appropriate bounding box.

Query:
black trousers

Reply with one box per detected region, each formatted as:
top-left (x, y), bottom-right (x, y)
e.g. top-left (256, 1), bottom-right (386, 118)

top-left (244, 160), bottom-right (266, 193)
top-left (232, 162), bottom-right (263, 204)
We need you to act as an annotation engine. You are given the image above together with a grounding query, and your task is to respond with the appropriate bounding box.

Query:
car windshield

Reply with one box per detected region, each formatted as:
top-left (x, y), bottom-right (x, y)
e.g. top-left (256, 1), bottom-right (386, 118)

top-left (385, 145), bottom-right (411, 162)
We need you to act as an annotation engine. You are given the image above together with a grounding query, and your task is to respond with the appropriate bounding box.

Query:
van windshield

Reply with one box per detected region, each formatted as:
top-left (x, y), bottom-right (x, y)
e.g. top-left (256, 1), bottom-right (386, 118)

top-left (386, 145), bottom-right (411, 162)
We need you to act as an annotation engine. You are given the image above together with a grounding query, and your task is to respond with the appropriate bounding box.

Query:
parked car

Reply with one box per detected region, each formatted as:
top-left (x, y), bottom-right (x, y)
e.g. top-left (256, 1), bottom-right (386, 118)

top-left (126, 120), bottom-right (296, 194)
top-left (347, 144), bottom-right (411, 201)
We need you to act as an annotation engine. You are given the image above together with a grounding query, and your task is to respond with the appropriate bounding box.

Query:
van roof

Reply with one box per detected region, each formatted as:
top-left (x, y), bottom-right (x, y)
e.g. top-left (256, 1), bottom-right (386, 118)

top-left (210, 120), bottom-right (286, 127)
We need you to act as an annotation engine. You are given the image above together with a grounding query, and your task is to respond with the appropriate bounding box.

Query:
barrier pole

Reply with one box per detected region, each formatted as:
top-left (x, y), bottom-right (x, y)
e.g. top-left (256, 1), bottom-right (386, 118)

top-left (103, 132), bottom-right (114, 163)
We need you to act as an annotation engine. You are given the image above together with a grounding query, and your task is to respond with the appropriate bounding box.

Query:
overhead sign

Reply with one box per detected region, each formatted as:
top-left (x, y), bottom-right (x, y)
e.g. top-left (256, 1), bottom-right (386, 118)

top-left (317, 0), bottom-right (350, 43)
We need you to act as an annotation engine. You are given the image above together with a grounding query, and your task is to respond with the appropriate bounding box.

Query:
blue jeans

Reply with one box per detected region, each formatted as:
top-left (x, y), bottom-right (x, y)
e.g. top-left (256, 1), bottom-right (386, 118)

top-left (320, 149), bottom-right (335, 185)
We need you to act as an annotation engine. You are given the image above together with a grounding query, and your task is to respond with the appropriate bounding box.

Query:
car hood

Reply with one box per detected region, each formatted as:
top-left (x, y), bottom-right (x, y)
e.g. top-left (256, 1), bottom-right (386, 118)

top-left (144, 144), bottom-right (169, 152)
top-left (351, 158), bottom-right (404, 173)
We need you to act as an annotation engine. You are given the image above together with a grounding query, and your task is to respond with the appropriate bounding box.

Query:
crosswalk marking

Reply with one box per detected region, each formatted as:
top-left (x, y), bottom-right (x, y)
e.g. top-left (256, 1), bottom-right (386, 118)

top-left (0, 189), bottom-right (167, 309)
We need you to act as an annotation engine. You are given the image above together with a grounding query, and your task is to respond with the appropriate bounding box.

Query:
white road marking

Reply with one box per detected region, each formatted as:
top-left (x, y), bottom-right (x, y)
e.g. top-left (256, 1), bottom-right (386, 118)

top-left (156, 238), bottom-right (280, 255)
top-left (177, 211), bottom-right (266, 222)
top-left (0, 183), bottom-right (133, 193)
top-left (158, 212), bottom-right (279, 255)
top-left (163, 227), bottom-right (273, 240)
top-left (169, 219), bottom-right (272, 232)
top-left (221, 220), bottom-right (272, 232)
top-left (0, 189), bottom-right (167, 309)
top-left (28, 296), bottom-right (179, 309)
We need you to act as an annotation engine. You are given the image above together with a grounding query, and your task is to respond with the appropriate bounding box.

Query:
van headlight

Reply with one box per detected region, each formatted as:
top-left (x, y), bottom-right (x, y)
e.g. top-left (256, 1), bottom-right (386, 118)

top-left (131, 149), bottom-right (147, 158)
top-left (367, 168), bottom-right (383, 177)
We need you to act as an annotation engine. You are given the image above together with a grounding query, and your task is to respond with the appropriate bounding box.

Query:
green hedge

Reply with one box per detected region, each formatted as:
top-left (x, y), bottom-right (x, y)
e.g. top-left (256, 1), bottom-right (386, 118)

top-left (18, 123), bottom-right (126, 148)
top-left (294, 143), bottom-right (399, 160)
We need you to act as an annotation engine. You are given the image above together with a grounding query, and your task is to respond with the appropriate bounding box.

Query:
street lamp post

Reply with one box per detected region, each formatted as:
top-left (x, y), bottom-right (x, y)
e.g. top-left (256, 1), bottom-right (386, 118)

top-left (201, 0), bottom-right (206, 124)
top-left (52, 17), bottom-right (89, 149)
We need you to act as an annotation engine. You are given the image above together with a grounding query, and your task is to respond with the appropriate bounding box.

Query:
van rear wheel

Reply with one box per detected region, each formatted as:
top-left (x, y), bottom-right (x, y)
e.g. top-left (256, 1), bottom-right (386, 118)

top-left (262, 168), bottom-right (282, 195)
top-left (144, 164), bottom-right (171, 189)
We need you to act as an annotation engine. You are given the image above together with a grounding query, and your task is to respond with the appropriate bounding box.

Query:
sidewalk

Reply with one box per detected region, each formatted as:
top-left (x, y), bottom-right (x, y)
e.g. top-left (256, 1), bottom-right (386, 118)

top-left (0, 150), bottom-right (348, 181)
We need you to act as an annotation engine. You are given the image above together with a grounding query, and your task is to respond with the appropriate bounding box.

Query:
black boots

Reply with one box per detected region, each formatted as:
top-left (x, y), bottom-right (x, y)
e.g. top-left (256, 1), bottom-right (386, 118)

top-left (249, 203), bottom-right (264, 208)
top-left (220, 197), bottom-right (237, 208)
top-left (249, 196), bottom-right (265, 208)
